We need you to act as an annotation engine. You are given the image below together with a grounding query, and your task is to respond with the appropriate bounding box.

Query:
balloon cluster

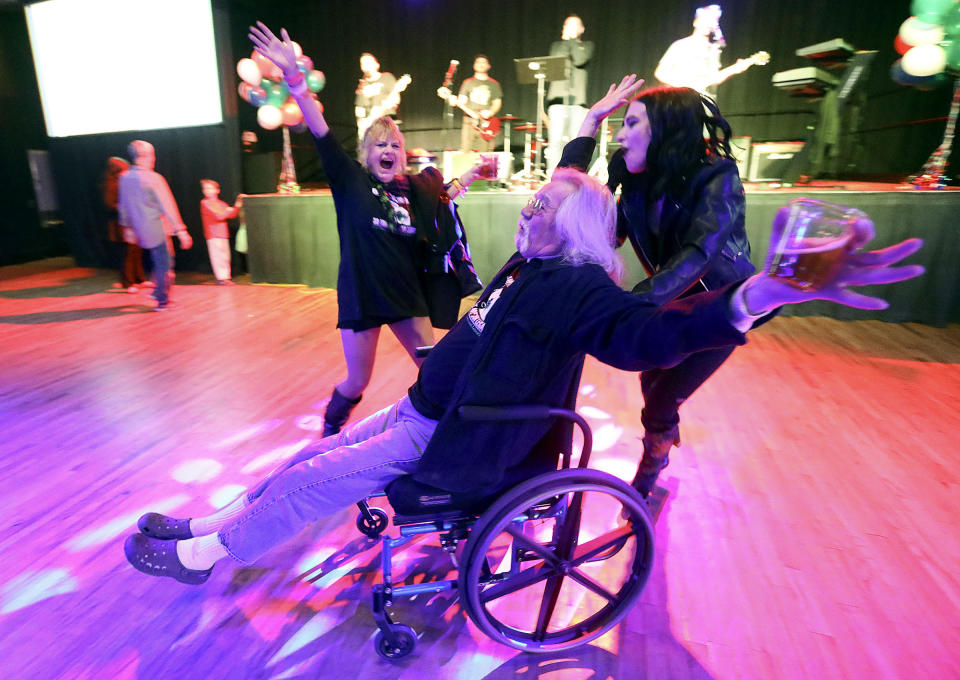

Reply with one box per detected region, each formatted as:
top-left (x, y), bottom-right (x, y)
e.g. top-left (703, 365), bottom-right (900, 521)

top-left (892, 0), bottom-right (960, 89)
top-left (236, 42), bottom-right (325, 132)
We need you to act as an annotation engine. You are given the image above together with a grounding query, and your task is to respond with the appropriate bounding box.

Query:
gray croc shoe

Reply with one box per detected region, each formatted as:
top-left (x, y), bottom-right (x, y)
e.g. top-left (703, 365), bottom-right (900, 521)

top-left (124, 534), bottom-right (212, 585)
top-left (137, 512), bottom-right (194, 540)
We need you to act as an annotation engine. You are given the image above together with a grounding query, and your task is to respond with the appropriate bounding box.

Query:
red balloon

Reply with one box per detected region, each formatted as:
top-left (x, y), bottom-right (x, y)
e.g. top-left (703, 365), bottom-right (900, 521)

top-left (251, 49), bottom-right (282, 81)
top-left (281, 99), bottom-right (303, 126)
top-left (894, 35), bottom-right (913, 55)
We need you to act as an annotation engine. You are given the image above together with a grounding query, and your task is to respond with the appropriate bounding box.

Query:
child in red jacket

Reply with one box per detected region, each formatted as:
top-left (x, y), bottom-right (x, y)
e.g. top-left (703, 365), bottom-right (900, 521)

top-left (200, 179), bottom-right (244, 284)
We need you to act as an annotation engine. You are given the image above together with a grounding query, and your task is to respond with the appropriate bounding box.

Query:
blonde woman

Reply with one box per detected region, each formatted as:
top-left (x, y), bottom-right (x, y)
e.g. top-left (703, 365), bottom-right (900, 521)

top-left (250, 22), bottom-right (484, 435)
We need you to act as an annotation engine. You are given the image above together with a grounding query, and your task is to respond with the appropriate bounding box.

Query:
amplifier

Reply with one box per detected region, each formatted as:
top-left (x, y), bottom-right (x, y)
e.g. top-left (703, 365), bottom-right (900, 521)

top-left (749, 142), bottom-right (804, 181)
top-left (729, 136), bottom-right (752, 180)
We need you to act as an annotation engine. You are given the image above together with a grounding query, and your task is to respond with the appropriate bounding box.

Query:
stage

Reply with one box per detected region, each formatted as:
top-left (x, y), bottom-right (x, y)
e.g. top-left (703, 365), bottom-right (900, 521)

top-left (245, 181), bottom-right (960, 326)
top-left (0, 259), bottom-right (958, 679)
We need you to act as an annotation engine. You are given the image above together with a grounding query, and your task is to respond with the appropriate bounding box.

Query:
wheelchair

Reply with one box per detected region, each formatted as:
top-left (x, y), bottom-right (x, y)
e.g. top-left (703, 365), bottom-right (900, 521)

top-left (354, 398), bottom-right (657, 660)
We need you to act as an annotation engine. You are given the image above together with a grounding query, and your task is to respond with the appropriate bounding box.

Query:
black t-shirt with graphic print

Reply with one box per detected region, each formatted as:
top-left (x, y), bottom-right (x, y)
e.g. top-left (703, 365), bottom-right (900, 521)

top-left (313, 132), bottom-right (428, 329)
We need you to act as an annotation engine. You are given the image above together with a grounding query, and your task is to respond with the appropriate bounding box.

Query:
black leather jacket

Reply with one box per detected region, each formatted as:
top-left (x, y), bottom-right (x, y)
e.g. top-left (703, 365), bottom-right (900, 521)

top-left (560, 137), bottom-right (755, 306)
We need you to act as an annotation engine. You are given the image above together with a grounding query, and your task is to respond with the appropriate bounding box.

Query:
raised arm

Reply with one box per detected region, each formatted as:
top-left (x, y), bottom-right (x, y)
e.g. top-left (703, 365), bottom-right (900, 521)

top-left (249, 22), bottom-right (329, 138)
top-left (576, 74), bottom-right (644, 138)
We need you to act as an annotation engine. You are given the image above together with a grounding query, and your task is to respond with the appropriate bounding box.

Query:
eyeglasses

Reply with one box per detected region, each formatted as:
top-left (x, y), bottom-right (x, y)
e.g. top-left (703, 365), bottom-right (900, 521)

top-left (524, 196), bottom-right (549, 213)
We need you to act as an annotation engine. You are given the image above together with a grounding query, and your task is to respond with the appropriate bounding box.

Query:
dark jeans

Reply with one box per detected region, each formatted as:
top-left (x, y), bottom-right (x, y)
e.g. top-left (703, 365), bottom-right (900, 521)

top-left (146, 242), bottom-right (171, 305)
top-left (639, 345), bottom-right (737, 435)
top-left (121, 242), bottom-right (146, 288)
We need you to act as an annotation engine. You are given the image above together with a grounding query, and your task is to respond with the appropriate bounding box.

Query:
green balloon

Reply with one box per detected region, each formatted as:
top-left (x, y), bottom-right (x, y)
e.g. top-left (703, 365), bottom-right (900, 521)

top-left (912, 0), bottom-right (953, 23)
top-left (943, 5), bottom-right (960, 37)
top-left (306, 70), bottom-right (326, 93)
top-left (946, 39), bottom-right (960, 71)
top-left (266, 81), bottom-right (289, 107)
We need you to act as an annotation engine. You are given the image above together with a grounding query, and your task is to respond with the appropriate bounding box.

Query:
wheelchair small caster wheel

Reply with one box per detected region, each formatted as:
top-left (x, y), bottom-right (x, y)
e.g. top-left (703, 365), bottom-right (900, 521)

top-left (356, 508), bottom-right (389, 538)
top-left (374, 625), bottom-right (417, 659)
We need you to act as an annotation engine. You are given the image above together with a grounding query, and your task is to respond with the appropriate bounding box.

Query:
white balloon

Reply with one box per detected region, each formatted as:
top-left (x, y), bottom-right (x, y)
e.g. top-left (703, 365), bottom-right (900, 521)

top-left (902, 44), bottom-right (947, 76)
top-left (257, 104), bottom-right (283, 130)
top-left (236, 58), bottom-right (262, 87)
top-left (899, 16), bottom-right (945, 46)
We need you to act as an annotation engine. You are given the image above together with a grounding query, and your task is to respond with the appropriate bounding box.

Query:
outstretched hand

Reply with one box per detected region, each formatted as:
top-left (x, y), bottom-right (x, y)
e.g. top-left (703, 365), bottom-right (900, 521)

top-left (743, 216), bottom-right (925, 314)
top-left (588, 74), bottom-right (645, 121)
top-left (248, 22), bottom-right (298, 79)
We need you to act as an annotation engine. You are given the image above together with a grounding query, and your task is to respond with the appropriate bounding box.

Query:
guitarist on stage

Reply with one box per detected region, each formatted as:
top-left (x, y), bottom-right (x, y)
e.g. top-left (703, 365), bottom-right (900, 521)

top-left (655, 4), bottom-right (766, 99)
top-left (443, 55), bottom-right (502, 152)
top-left (355, 52), bottom-right (400, 139)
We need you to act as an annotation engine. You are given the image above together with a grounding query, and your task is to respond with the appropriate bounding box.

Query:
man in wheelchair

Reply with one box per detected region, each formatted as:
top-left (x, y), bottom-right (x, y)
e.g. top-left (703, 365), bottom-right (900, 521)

top-left (125, 168), bottom-right (922, 586)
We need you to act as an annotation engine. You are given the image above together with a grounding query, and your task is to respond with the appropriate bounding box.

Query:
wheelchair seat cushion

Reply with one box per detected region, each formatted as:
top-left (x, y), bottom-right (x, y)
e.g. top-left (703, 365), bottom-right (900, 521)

top-left (385, 476), bottom-right (497, 516)
top-left (387, 451), bottom-right (562, 517)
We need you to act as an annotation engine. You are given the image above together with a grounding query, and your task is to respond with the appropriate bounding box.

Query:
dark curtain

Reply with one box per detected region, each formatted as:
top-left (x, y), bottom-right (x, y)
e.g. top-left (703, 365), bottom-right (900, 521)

top-left (48, 123), bottom-right (241, 270)
top-left (0, 7), bottom-right (60, 267)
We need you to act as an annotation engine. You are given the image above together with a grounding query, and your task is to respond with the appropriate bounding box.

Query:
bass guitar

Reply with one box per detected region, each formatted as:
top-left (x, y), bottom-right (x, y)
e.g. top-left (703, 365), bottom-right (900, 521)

top-left (437, 86), bottom-right (501, 141)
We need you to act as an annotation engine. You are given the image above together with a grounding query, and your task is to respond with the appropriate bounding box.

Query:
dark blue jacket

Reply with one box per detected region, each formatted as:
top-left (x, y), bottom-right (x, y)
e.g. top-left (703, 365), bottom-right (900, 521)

top-left (412, 253), bottom-right (749, 494)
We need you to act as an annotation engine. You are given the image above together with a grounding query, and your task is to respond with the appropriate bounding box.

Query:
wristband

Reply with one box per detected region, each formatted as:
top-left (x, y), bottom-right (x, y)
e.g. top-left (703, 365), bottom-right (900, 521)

top-left (285, 71), bottom-right (307, 96)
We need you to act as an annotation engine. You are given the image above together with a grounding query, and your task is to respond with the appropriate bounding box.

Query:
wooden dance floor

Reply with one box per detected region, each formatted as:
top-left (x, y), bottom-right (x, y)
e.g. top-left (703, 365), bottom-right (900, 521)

top-left (1, 259), bottom-right (958, 680)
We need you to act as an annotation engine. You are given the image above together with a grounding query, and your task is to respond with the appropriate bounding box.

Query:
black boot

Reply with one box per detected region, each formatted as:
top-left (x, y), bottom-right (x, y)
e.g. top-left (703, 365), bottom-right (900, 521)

top-left (630, 425), bottom-right (680, 498)
top-left (322, 388), bottom-right (362, 437)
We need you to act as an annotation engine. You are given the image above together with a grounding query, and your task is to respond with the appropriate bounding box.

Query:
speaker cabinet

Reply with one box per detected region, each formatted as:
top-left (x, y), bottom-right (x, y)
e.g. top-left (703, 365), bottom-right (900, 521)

top-left (749, 142), bottom-right (804, 182)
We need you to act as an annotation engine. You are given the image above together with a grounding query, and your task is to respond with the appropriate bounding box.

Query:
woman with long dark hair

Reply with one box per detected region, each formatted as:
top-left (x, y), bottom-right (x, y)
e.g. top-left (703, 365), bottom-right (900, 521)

top-left (249, 23), bottom-right (483, 436)
top-left (560, 75), bottom-right (756, 497)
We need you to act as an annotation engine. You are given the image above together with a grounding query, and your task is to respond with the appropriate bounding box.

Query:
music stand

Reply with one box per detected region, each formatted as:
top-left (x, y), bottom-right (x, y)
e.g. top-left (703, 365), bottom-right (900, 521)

top-left (514, 55), bottom-right (568, 181)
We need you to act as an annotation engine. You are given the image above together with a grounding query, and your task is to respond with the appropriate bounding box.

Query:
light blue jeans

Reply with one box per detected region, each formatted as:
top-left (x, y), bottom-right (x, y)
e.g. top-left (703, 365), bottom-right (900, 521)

top-left (219, 396), bottom-right (437, 564)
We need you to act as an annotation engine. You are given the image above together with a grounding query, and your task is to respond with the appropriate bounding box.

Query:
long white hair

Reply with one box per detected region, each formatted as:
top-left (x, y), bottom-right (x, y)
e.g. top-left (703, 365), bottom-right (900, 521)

top-left (550, 168), bottom-right (624, 283)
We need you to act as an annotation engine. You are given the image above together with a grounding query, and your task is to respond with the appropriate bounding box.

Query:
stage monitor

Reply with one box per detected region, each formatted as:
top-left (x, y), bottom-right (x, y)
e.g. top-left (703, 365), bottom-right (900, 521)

top-left (25, 0), bottom-right (223, 137)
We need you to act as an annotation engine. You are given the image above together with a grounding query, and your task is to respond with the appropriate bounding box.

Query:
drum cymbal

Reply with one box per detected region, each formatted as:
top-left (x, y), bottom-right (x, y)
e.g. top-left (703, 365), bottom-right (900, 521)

top-left (498, 114), bottom-right (522, 121)
top-left (514, 123), bottom-right (538, 131)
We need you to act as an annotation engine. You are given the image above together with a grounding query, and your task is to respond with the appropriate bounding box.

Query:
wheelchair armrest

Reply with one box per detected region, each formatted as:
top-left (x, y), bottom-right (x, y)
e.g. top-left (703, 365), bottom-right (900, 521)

top-left (457, 405), bottom-right (593, 469)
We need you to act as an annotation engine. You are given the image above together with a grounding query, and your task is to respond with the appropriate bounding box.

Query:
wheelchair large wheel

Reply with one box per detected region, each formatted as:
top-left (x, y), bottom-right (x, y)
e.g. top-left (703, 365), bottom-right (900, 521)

top-left (458, 469), bottom-right (654, 653)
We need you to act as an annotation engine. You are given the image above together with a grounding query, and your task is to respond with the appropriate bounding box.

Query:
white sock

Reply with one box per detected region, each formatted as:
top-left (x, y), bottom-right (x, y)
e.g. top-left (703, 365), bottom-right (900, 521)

top-left (189, 493), bottom-right (250, 536)
top-left (177, 533), bottom-right (228, 570)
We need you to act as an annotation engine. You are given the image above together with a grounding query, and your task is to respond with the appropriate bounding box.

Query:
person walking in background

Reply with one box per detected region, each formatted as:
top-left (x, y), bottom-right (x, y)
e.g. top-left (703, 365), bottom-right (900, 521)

top-left (103, 156), bottom-right (148, 293)
top-left (199, 179), bottom-right (243, 285)
top-left (117, 140), bottom-right (193, 311)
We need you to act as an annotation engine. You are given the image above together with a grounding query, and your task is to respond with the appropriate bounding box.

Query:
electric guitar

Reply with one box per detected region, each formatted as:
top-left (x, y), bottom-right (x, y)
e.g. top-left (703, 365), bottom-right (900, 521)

top-left (718, 50), bottom-right (771, 81)
top-left (660, 50), bottom-right (770, 94)
top-left (437, 86), bottom-right (501, 141)
top-left (357, 74), bottom-right (411, 138)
